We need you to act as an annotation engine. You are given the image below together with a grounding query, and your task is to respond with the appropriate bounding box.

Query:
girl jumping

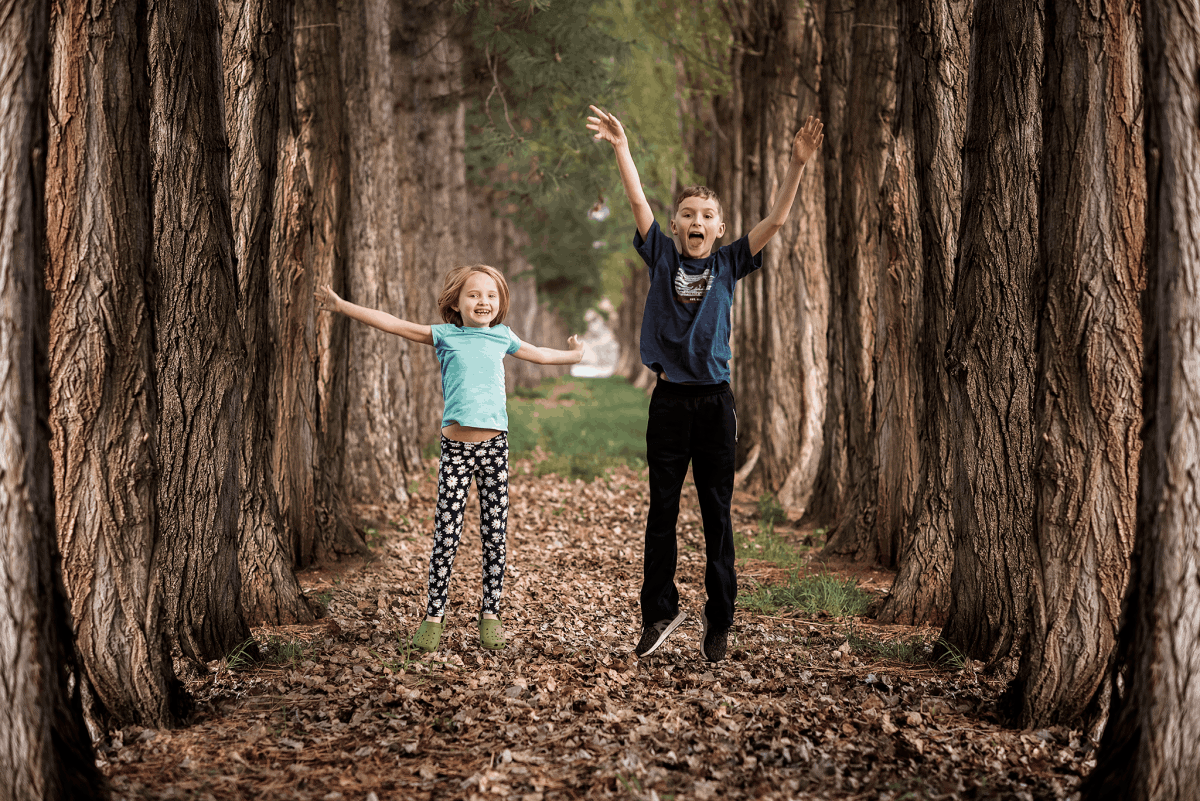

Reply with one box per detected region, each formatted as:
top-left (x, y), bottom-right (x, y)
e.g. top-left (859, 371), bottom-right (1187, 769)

top-left (315, 264), bottom-right (582, 651)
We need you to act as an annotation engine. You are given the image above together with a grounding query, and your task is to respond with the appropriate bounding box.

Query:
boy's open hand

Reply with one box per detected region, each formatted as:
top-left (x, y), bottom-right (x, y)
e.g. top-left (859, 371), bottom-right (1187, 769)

top-left (314, 285), bottom-right (342, 313)
top-left (792, 116), bottom-right (824, 166)
top-left (586, 105), bottom-right (628, 149)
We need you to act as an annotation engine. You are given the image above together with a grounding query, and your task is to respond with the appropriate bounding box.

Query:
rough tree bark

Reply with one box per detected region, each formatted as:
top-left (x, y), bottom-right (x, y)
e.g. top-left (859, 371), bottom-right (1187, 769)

top-left (940, 0), bottom-right (1042, 665)
top-left (822, 0), bottom-right (897, 560)
top-left (270, 0), bottom-right (363, 566)
top-left (612, 259), bottom-right (655, 390)
top-left (1084, 0), bottom-right (1200, 795)
top-left (45, 0), bottom-right (184, 726)
top-left (807, 0), bottom-right (853, 524)
top-left (220, 0), bottom-right (316, 624)
top-left (0, 3), bottom-right (103, 796)
top-left (339, 0), bottom-right (423, 506)
top-left (727, 0), bottom-right (828, 516)
top-left (148, 0), bottom-right (252, 661)
top-left (393, 0), bottom-right (471, 448)
top-left (1010, 0), bottom-right (1143, 728)
top-left (878, 0), bottom-right (972, 626)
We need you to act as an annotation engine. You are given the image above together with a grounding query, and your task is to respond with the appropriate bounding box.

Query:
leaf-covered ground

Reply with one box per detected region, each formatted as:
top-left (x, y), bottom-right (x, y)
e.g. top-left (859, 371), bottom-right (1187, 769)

top-left (104, 463), bottom-right (1093, 800)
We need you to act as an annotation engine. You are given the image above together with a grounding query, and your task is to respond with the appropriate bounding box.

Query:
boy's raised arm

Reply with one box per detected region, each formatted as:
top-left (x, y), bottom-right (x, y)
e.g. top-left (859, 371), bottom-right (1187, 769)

top-left (587, 105), bottom-right (654, 238)
top-left (315, 285), bottom-right (434, 345)
top-left (747, 116), bottom-right (824, 256)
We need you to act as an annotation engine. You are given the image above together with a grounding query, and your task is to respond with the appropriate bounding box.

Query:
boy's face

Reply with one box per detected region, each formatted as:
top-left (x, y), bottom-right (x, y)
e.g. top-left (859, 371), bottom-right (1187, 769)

top-left (670, 196), bottom-right (726, 259)
top-left (454, 272), bottom-right (500, 328)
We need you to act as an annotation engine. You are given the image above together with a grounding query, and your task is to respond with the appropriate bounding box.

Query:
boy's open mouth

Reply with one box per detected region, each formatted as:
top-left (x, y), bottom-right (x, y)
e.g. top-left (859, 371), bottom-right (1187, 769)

top-left (688, 233), bottom-right (704, 242)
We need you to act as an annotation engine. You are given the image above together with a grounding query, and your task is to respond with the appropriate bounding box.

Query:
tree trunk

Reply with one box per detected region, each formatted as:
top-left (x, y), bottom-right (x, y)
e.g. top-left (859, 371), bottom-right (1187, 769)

top-left (220, 0), bottom-right (316, 624)
top-left (822, 0), bottom-right (897, 560)
top-left (392, 0), bottom-right (470, 448)
top-left (148, 0), bottom-right (252, 662)
top-left (1010, 0), bottom-right (1143, 728)
top-left (807, 0), bottom-right (853, 524)
top-left (271, 0), bottom-right (364, 567)
top-left (0, 2), bottom-right (102, 794)
top-left (878, 0), bottom-right (972, 626)
top-left (45, 0), bottom-right (184, 726)
top-left (940, 0), bottom-right (1042, 666)
top-left (1084, 0), bottom-right (1200, 795)
top-left (727, 0), bottom-right (828, 516)
top-left (339, 0), bottom-right (423, 505)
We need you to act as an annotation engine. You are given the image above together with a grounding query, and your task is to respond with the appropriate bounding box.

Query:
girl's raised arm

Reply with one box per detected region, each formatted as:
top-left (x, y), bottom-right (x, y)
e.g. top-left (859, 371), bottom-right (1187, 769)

top-left (512, 335), bottom-right (584, 365)
top-left (315, 285), bottom-right (433, 345)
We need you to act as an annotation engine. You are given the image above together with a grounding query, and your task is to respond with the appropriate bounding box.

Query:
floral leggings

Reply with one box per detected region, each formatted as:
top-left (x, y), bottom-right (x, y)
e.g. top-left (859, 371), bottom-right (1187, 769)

top-left (425, 433), bottom-right (509, 618)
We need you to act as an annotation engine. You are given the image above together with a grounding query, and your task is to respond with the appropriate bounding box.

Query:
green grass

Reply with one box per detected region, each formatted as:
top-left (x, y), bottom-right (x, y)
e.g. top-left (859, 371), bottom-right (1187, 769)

top-left (739, 571), bottom-right (872, 618)
top-left (756, 492), bottom-right (788, 526)
top-left (733, 519), bottom-right (807, 569)
top-left (507, 376), bottom-right (650, 482)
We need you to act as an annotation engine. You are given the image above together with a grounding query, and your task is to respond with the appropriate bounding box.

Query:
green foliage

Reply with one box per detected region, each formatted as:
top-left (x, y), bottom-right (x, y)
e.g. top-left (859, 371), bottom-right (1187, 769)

top-left (847, 631), bottom-right (933, 664)
top-left (506, 376), bottom-right (649, 478)
top-left (263, 636), bottom-right (307, 666)
top-left (739, 571), bottom-right (872, 618)
top-left (224, 638), bottom-right (258, 671)
top-left (756, 492), bottom-right (788, 526)
top-left (458, 0), bottom-right (731, 325)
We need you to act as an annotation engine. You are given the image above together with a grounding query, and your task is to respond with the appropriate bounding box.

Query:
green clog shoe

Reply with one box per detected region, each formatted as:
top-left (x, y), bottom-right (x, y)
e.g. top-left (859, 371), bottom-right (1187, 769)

top-left (412, 619), bottom-right (444, 652)
top-left (478, 614), bottom-right (506, 650)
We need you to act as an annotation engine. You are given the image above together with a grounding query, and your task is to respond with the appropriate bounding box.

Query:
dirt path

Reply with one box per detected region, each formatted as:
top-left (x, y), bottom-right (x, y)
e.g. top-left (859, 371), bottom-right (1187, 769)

top-left (104, 464), bottom-right (1091, 800)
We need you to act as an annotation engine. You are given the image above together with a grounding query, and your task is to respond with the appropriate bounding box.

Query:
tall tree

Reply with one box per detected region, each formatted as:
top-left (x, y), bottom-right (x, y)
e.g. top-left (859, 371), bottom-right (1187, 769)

top-left (940, 0), bottom-right (1043, 665)
top-left (725, 0), bottom-right (828, 516)
top-left (807, 0), bottom-right (854, 525)
top-left (1011, 0), bottom-right (1143, 727)
top-left (220, 0), bottom-right (316, 624)
top-left (270, 0), bottom-right (364, 566)
top-left (148, 0), bottom-right (252, 661)
top-left (0, 0), bottom-right (102, 795)
top-left (45, 0), bottom-right (184, 725)
top-left (821, 0), bottom-right (898, 560)
top-left (878, 0), bottom-right (972, 625)
top-left (1084, 0), bottom-right (1200, 795)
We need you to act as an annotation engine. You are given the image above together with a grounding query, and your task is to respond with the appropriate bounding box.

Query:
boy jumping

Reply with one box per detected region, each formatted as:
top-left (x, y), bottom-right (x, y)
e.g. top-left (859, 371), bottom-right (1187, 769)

top-left (587, 104), bottom-right (823, 662)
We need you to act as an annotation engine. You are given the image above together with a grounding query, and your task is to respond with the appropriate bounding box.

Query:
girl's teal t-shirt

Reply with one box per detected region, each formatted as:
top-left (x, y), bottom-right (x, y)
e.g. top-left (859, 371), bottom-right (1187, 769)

top-left (431, 323), bottom-right (522, 431)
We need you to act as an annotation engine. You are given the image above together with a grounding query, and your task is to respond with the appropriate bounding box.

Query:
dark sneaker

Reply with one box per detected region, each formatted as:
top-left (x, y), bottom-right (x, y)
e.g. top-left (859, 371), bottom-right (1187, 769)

top-left (634, 611), bottom-right (687, 657)
top-left (700, 611), bottom-right (728, 662)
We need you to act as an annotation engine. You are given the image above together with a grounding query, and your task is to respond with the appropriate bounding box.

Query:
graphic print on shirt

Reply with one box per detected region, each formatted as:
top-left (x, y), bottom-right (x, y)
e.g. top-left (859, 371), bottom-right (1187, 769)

top-left (674, 266), bottom-right (712, 304)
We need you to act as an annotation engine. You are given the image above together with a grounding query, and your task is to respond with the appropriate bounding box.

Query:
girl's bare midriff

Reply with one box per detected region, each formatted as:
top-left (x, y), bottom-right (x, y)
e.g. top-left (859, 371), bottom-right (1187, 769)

top-left (442, 422), bottom-right (502, 443)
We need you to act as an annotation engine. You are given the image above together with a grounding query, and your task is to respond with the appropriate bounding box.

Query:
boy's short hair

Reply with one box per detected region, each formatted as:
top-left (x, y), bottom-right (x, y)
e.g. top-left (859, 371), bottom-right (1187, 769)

top-left (674, 185), bottom-right (723, 219)
top-left (438, 264), bottom-right (511, 327)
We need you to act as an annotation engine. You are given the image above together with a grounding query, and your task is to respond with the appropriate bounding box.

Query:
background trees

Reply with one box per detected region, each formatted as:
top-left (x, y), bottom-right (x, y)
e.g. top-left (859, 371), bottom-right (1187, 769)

top-left (4, 0), bottom-right (1195, 783)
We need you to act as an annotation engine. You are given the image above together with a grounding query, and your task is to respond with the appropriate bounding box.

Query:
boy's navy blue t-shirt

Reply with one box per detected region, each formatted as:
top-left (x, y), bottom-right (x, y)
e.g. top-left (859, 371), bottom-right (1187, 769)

top-left (635, 220), bottom-right (762, 384)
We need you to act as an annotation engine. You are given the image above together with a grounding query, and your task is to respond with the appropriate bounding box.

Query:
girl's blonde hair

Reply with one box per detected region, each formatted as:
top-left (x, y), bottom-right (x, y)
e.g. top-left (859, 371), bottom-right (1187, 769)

top-left (438, 264), bottom-right (511, 327)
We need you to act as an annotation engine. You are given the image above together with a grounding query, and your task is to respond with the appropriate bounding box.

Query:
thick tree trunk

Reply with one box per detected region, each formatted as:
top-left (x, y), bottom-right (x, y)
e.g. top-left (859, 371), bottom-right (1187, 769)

top-left (1085, 1), bottom-right (1200, 795)
top-left (393, 0), bottom-right (470, 446)
top-left (940, 0), bottom-right (1042, 665)
top-left (871, 37), bottom-right (922, 568)
top-left (878, 0), bottom-right (972, 625)
top-left (271, 0), bottom-right (364, 566)
top-left (1011, 0), bottom-right (1142, 728)
top-left (45, 0), bottom-right (184, 726)
top-left (822, 0), bottom-right (897, 560)
top-left (807, 0), bottom-right (853, 524)
top-left (727, 0), bottom-right (828, 515)
top-left (220, 0), bottom-right (316, 624)
top-left (148, 0), bottom-right (252, 661)
top-left (340, 0), bottom-right (423, 505)
top-left (0, 2), bottom-right (102, 795)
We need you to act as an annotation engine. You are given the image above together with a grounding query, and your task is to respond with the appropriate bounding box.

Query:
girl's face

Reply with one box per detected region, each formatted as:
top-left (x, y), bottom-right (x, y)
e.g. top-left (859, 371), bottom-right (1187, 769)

top-left (454, 272), bottom-right (501, 328)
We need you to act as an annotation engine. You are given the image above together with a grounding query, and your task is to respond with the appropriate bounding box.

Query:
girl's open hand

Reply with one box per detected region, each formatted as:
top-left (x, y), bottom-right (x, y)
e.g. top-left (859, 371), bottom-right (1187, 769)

top-left (314, 285), bottom-right (342, 313)
top-left (792, 116), bottom-right (824, 166)
top-left (568, 334), bottom-right (583, 351)
top-left (586, 105), bottom-right (628, 148)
